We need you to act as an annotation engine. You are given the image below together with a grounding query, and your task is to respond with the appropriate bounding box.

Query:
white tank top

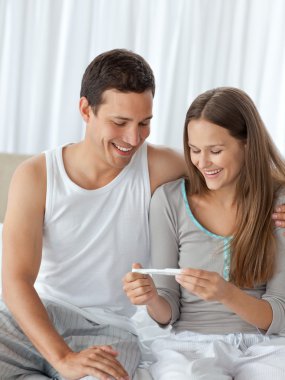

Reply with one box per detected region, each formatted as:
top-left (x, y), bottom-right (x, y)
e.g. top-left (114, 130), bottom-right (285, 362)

top-left (35, 143), bottom-right (150, 330)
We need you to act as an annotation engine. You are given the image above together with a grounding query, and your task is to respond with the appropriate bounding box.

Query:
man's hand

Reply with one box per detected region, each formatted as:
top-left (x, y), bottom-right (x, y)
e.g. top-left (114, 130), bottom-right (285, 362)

top-left (273, 204), bottom-right (285, 229)
top-left (123, 263), bottom-right (159, 306)
top-left (56, 345), bottom-right (129, 380)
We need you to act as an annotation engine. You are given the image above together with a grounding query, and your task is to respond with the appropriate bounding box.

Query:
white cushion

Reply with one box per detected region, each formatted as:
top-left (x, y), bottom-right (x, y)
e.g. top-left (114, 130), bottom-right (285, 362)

top-left (0, 223), bottom-right (2, 290)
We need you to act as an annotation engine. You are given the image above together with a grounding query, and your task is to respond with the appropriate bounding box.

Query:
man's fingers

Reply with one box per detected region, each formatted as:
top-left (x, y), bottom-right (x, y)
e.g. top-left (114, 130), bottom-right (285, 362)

top-left (98, 345), bottom-right (118, 356)
top-left (86, 364), bottom-right (128, 380)
top-left (273, 203), bottom-right (285, 226)
top-left (86, 349), bottom-right (129, 379)
top-left (274, 204), bottom-right (285, 213)
top-left (273, 217), bottom-right (285, 227)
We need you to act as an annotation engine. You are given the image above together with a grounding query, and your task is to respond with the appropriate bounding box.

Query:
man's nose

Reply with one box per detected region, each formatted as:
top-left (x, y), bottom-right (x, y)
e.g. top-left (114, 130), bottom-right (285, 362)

top-left (124, 126), bottom-right (140, 146)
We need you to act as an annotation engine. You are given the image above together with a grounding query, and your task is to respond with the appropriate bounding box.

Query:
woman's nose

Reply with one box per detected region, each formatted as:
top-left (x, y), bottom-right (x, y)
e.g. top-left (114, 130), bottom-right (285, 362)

top-left (197, 153), bottom-right (211, 169)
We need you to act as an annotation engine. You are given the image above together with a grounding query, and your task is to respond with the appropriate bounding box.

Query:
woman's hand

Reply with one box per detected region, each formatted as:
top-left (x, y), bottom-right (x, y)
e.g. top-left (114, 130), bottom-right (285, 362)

top-left (176, 267), bottom-right (273, 330)
top-left (175, 268), bottom-right (232, 303)
top-left (122, 263), bottom-right (159, 306)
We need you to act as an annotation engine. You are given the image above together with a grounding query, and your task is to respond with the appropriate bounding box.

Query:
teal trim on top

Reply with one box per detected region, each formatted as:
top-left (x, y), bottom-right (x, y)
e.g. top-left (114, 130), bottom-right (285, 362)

top-left (223, 238), bottom-right (231, 281)
top-left (181, 180), bottom-right (232, 281)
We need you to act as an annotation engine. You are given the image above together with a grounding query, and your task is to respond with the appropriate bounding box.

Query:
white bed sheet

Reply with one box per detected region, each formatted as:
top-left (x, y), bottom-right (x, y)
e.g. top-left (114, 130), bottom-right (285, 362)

top-left (131, 306), bottom-right (171, 379)
top-left (133, 368), bottom-right (153, 380)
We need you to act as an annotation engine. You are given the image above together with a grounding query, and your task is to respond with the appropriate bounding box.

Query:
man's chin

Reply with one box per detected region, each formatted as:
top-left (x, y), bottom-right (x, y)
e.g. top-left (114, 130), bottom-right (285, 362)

top-left (110, 156), bottom-right (133, 170)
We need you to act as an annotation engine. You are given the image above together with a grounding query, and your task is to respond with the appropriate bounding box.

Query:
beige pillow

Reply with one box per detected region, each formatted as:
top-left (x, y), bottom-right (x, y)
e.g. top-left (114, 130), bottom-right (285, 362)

top-left (0, 153), bottom-right (31, 223)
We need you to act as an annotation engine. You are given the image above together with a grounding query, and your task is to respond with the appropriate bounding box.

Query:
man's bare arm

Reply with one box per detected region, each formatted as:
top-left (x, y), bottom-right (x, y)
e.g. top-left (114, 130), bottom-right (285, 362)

top-left (2, 156), bottom-right (128, 380)
top-left (2, 156), bottom-right (70, 363)
top-left (147, 144), bottom-right (187, 194)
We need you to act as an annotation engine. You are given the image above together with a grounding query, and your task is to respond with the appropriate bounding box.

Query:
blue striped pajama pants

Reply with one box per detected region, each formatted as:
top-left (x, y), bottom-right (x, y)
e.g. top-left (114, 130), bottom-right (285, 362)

top-left (0, 299), bottom-right (141, 379)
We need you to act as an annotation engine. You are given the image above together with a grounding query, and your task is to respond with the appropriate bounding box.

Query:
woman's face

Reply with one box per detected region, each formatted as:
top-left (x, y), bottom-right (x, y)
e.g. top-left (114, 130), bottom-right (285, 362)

top-left (187, 118), bottom-right (246, 193)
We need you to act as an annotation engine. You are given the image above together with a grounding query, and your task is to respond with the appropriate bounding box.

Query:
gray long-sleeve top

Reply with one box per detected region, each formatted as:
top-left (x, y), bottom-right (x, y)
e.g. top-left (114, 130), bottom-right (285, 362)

top-left (150, 179), bottom-right (285, 335)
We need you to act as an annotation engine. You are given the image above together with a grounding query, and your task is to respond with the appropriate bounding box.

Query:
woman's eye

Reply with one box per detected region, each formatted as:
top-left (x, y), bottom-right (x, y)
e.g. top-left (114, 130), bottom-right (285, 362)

top-left (211, 151), bottom-right (222, 155)
top-left (190, 149), bottom-right (200, 154)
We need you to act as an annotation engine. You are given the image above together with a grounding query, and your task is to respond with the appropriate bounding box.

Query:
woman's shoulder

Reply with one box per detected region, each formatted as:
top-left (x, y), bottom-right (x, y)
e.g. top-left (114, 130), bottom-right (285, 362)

top-left (150, 179), bottom-right (187, 227)
top-left (153, 178), bottom-right (184, 198)
top-left (274, 185), bottom-right (285, 205)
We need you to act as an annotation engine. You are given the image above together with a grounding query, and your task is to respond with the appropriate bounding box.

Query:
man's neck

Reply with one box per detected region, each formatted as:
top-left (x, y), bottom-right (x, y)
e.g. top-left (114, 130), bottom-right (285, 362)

top-left (62, 142), bottom-right (123, 190)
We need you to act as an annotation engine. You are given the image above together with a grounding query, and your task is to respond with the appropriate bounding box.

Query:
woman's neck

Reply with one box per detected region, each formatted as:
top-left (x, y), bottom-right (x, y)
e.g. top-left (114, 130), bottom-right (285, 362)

top-left (189, 187), bottom-right (238, 237)
top-left (206, 188), bottom-right (236, 209)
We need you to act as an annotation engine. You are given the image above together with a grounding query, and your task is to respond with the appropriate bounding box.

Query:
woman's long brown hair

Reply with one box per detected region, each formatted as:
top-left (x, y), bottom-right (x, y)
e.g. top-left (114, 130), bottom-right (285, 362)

top-left (183, 87), bottom-right (285, 288)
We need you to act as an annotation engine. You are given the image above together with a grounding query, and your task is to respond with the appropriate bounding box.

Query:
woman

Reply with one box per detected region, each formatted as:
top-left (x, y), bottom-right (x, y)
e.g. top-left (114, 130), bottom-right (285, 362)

top-left (123, 87), bottom-right (285, 379)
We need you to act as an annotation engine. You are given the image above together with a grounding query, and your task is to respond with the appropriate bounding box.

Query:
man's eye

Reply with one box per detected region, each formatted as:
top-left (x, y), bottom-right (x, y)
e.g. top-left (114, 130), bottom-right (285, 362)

top-left (139, 121), bottom-right (150, 127)
top-left (114, 122), bottom-right (126, 127)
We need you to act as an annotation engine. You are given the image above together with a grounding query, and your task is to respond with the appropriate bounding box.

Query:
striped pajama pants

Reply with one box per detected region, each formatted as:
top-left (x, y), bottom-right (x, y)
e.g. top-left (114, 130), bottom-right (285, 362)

top-left (150, 330), bottom-right (285, 380)
top-left (0, 299), bottom-right (141, 380)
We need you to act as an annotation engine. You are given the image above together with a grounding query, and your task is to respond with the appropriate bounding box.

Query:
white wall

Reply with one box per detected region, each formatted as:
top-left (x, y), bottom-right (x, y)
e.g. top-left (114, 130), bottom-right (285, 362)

top-left (0, 0), bottom-right (285, 155)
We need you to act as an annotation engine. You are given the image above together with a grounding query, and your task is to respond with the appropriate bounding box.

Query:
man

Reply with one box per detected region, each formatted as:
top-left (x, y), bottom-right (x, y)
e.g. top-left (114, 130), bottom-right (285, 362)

top-left (1, 49), bottom-right (285, 380)
top-left (0, 49), bottom-right (187, 380)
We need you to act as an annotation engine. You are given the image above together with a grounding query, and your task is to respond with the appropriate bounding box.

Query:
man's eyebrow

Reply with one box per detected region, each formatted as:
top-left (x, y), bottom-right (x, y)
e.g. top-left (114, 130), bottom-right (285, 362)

top-left (112, 115), bottom-right (153, 121)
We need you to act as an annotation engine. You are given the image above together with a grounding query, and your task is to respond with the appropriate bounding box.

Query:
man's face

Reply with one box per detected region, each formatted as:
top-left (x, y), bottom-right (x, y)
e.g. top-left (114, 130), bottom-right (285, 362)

top-left (86, 89), bottom-right (153, 170)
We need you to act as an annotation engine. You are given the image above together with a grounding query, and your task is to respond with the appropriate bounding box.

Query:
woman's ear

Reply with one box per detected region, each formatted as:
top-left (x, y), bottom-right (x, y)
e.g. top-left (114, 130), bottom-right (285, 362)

top-left (79, 97), bottom-right (91, 122)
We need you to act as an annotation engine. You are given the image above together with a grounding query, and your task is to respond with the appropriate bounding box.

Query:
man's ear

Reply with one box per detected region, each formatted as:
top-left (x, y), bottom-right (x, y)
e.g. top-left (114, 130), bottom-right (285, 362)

top-left (79, 97), bottom-right (91, 122)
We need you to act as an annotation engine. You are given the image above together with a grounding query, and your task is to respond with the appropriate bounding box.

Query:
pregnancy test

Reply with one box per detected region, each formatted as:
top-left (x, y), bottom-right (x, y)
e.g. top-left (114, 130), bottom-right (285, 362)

top-left (132, 268), bottom-right (182, 276)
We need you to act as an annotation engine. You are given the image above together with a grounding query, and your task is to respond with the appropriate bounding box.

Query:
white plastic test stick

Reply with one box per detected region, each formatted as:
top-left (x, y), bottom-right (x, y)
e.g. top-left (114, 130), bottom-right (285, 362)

top-left (132, 268), bottom-right (182, 276)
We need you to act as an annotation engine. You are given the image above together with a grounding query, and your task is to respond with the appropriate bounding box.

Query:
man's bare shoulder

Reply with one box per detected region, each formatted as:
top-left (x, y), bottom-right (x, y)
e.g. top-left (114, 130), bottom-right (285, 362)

top-left (147, 143), bottom-right (187, 194)
top-left (6, 154), bottom-right (46, 221)
top-left (2, 154), bottom-right (47, 300)
top-left (11, 154), bottom-right (45, 188)
top-left (148, 143), bottom-right (187, 158)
